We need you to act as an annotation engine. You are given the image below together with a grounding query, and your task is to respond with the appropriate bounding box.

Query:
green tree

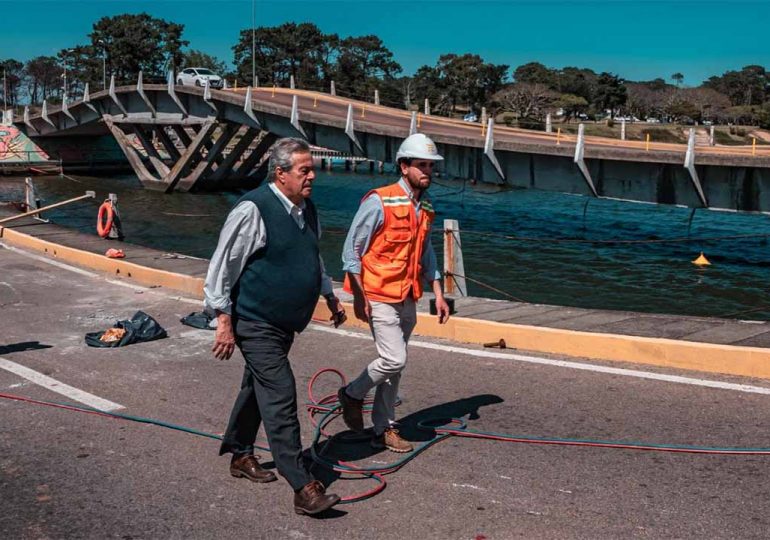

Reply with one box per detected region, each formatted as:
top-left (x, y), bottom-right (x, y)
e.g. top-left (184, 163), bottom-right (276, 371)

top-left (334, 35), bottom-right (401, 98)
top-left (1, 59), bottom-right (24, 107)
top-left (435, 54), bottom-right (508, 113)
top-left (411, 65), bottom-right (448, 113)
top-left (513, 62), bottom-right (556, 85)
top-left (232, 22), bottom-right (327, 87)
top-left (24, 56), bottom-right (60, 103)
top-left (89, 13), bottom-right (189, 84)
top-left (704, 65), bottom-right (768, 106)
top-left (58, 45), bottom-right (102, 98)
top-left (557, 67), bottom-right (598, 102)
top-left (553, 93), bottom-right (588, 121)
top-left (671, 72), bottom-right (684, 87)
top-left (593, 72), bottom-right (627, 116)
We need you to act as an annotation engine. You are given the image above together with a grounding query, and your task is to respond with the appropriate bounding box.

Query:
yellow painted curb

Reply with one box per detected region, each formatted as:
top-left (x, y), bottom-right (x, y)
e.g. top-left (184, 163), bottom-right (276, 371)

top-left (5, 225), bottom-right (770, 380)
top-left (0, 226), bottom-right (204, 298)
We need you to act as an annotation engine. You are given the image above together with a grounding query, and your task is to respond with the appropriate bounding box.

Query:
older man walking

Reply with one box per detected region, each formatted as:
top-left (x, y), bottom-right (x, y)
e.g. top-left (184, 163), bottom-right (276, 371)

top-left (204, 137), bottom-right (345, 515)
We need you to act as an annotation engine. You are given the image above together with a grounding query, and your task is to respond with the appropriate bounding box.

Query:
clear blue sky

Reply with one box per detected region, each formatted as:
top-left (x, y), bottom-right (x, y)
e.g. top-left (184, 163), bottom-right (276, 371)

top-left (1, 0), bottom-right (768, 84)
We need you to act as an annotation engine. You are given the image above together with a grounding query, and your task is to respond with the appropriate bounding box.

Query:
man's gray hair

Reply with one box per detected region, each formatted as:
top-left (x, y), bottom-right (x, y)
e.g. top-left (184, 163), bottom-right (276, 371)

top-left (267, 137), bottom-right (311, 181)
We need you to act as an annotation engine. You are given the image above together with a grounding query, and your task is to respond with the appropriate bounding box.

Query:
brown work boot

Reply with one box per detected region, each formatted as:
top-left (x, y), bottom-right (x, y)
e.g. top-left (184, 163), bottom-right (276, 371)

top-left (371, 428), bottom-right (413, 453)
top-left (230, 454), bottom-right (277, 483)
top-left (337, 386), bottom-right (364, 432)
top-left (293, 480), bottom-right (341, 515)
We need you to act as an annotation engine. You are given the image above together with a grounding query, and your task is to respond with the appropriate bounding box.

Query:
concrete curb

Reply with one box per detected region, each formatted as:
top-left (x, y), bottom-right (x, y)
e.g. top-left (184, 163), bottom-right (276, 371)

top-left (4, 225), bottom-right (770, 380)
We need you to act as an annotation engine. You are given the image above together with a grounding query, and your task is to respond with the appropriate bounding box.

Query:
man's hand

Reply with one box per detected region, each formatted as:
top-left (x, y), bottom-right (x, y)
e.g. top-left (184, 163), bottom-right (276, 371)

top-left (434, 295), bottom-right (451, 324)
top-left (326, 296), bottom-right (347, 328)
top-left (347, 272), bottom-right (371, 323)
top-left (353, 294), bottom-right (372, 323)
top-left (212, 312), bottom-right (236, 360)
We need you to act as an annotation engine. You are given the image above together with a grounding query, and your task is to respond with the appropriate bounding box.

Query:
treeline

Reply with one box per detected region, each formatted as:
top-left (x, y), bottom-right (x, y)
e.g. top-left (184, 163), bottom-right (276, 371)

top-left (2, 13), bottom-right (769, 127)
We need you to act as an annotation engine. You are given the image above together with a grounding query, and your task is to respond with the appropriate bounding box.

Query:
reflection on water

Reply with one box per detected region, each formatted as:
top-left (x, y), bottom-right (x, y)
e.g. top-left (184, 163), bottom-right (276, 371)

top-left (2, 172), bottom-right (770, 320)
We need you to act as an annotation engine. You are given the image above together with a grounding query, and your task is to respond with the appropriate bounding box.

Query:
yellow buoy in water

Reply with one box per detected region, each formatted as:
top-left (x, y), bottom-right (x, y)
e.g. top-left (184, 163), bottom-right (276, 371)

top-left (692, 252), bottom-right (711, 266)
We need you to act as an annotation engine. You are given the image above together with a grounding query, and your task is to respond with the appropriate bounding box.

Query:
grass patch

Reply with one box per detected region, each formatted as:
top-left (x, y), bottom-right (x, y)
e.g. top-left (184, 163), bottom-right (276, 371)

top-left (713, 130), bottom-right (745, 146)
top-left (637, 128), bottom-right (687, 144)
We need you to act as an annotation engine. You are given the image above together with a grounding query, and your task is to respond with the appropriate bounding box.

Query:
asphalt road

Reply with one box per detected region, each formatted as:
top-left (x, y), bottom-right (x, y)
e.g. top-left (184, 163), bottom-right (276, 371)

top-left (2, 242), bottom-right (770, 539)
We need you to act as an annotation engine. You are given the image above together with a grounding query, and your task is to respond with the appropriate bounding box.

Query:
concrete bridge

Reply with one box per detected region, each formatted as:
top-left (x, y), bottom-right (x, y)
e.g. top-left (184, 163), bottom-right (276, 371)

top-left (11, 74), bottom-right (770, 211)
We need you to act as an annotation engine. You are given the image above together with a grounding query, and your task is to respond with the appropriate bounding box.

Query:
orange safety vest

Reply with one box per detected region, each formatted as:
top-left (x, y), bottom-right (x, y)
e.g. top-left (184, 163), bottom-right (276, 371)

top-left (344, 182), bottom-right (435, 303)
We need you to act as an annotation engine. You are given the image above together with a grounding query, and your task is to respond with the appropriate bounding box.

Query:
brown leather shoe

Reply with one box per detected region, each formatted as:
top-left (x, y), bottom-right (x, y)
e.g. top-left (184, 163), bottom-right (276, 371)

top-left (230, 454), bottom-right (277, 483)
top-left (371, 428), bottom-right (413, 453)
top-left (293, 480), bottom-right (340, 515)
top-left (337, 386), bottom-right (364, 432)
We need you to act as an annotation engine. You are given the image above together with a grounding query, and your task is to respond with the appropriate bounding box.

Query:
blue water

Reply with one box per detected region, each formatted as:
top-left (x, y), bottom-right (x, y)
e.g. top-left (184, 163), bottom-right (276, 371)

top-left (2, 172), bottom-right (770, 320)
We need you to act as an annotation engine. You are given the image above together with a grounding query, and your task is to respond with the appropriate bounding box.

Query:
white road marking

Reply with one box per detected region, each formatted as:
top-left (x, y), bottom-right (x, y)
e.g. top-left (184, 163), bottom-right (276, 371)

top-left (0, 357), bottom-right (124, 411)
top-left (309, 324), bottom-right (770, 396)
top-left (452, 483), bottom-right (484, 490)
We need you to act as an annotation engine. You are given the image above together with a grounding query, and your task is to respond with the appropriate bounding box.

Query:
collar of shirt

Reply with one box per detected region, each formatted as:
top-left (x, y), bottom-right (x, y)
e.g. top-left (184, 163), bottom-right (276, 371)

top-left (268, 182), bottom-right (306, 228)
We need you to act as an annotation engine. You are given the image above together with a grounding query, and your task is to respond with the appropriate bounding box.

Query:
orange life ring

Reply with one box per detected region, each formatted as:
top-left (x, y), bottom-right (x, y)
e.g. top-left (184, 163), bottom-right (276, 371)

top-left (97, 201), bottom-right (114, 238)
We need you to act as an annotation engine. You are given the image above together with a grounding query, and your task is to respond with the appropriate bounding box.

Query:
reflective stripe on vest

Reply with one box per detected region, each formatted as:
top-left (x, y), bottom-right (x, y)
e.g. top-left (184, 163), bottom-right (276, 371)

top-left (344, 182), bottom-right (435, 303)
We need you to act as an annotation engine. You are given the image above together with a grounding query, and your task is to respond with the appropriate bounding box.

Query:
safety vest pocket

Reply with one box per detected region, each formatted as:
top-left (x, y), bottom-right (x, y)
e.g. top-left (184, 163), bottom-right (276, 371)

top-left (384, 229), bottom-right (412, 243)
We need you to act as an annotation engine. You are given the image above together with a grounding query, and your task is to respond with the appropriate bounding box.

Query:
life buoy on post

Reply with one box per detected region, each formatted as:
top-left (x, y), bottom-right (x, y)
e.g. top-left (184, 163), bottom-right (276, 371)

top-left (96, 200), bottom-right (114, 238)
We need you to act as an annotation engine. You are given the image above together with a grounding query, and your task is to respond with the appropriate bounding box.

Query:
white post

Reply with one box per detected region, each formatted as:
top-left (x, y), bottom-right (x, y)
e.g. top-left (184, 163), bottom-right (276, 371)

top-left (290, 74), bottom-right (295, 90)
top-left (710, 125), bottom-right (715, 146)
top-left (443, 219), bottom-right (467, 297)
top-left (621, 118), bottom-right (626, 140)
top-left (24, 177), bottom-right (46, 222)
top-left (374, 89), bottom-right (380, 106)
top-left (424, 98), bottom-right (430, 115)
top-left (480, 107), bottom-right (487, 126)
top-left (330, 80), bottom-right (336, 96)
top-left (685, 127), bottom-right (707, 207)
top-left (545, 113), bottom-right (552, 133)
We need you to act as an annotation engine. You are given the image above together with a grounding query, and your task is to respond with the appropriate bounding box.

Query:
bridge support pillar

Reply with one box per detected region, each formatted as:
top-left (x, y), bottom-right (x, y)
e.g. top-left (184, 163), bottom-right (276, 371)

top-left (684, 128), bottom-right (708, 207)
top-left (104, 116), bottom-right (270, 192)
top-left (236, 131), bottom-right (279, 185)
top-left (574, 123), bottom-right (598, 197)
top-left (208, 127), bottom-right (260, 184)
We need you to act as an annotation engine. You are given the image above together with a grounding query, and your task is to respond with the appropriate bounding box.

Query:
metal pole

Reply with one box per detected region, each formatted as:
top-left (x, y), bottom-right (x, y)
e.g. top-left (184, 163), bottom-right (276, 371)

top-left (103, 49), bottom-right (106, 90)
top-left (251, 0), bottom-right (256, 87)
top-left (2, 68), bottom-right (6, 111)
top-left (0, 191), bottom-right (95, 225)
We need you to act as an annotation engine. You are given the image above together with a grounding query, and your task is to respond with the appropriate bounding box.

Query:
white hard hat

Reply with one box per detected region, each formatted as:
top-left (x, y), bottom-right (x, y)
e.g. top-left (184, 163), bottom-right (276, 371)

top-left (395, 133), bottom-right (444, 162)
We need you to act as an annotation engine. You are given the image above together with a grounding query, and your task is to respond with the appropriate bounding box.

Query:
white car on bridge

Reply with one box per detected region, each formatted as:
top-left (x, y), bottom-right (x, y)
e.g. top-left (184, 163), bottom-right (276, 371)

top-left (176, 68), bottom-right (224, 89)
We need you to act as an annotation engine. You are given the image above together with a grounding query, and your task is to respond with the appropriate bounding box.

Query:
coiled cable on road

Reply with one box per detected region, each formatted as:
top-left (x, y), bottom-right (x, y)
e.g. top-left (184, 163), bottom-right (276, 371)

top-left (4, 366), bottom-right (770, 507)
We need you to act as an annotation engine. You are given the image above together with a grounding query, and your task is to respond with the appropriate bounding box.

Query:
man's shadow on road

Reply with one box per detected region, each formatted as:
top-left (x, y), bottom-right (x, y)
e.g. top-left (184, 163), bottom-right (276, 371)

top-left (306, 393), bottom-right (504, 487)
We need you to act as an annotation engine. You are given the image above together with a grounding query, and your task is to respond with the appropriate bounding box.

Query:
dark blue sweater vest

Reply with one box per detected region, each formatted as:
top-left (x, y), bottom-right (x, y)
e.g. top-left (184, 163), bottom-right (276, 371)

top-left (231, 185), bottom-right (321, 333)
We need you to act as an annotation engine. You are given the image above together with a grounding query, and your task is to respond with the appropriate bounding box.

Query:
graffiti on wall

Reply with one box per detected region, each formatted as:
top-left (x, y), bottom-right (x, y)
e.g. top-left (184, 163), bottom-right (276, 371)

top-left (0, 125), bottom-right (50, 162)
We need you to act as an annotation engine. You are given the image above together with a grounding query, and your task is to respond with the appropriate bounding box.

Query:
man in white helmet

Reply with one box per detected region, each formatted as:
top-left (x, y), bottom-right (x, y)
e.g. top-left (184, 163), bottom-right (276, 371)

top-left (337, 133), bottom-right (451, 452)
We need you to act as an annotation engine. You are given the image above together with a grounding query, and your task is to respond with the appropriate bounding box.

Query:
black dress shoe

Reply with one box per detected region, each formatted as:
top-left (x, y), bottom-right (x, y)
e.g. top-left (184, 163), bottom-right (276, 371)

top-left (230, 454), bottom-right (277, 483)
top-left (293, 480), bottom-right (340, 515)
